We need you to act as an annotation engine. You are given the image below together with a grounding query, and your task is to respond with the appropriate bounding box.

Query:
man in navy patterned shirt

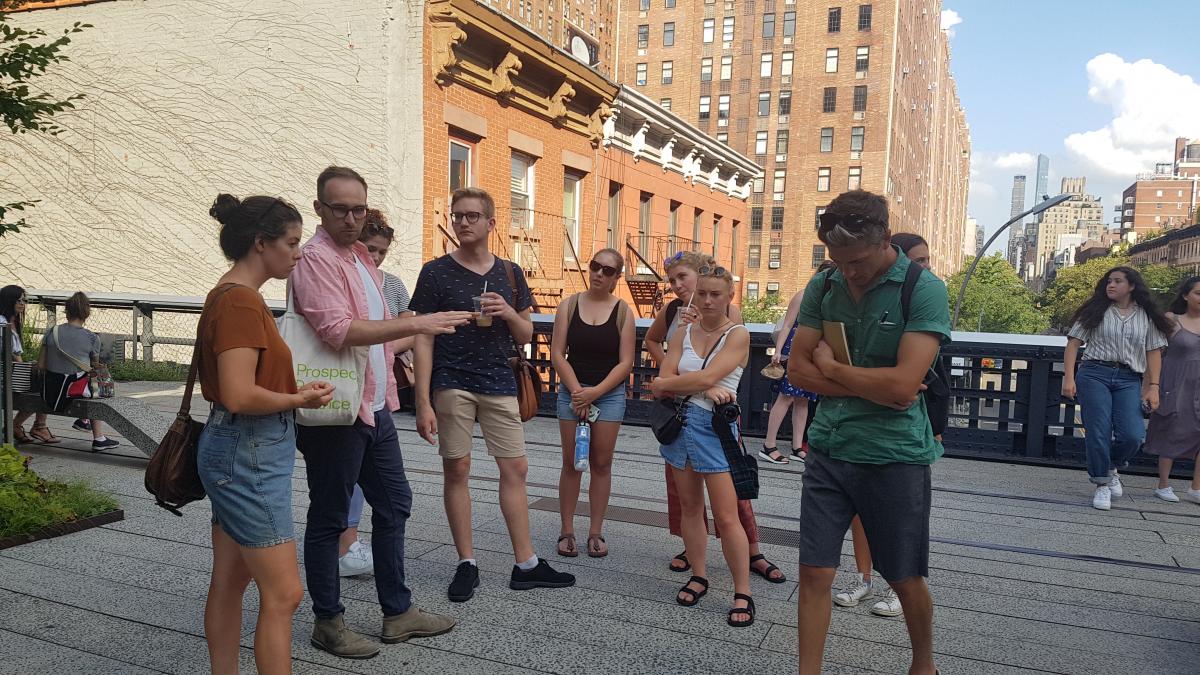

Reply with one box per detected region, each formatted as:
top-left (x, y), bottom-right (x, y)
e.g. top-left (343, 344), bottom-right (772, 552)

top-left (410, 187), bottom-right (575, 601)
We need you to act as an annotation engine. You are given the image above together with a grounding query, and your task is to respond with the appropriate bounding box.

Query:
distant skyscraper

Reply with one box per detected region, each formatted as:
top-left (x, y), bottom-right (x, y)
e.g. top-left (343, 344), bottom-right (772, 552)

top-left (1009, 175), bottom-right (1027, 221)
top-left (1007, 175), bottom-right (1027, 268)
top-left (1031, 154), bottom-right (1050, 211)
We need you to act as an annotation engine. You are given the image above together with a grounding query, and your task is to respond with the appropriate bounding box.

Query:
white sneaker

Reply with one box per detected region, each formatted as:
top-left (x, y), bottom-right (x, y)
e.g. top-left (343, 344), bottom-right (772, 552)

top-left (1185, 489), bottom-right (1200, 505)
top-left (1109, 473), bottom-right (1124, 498)
top-left (869, 587), bottom-right (903, 617)
top-left (833, 578), bottom-right (873, 607)
top-left (338, 540), bottom-right (374, 577)
top-left (1093, 485), bottom-right (1112, 511)
top-left (1154, 487), bottom-right (1180, 503)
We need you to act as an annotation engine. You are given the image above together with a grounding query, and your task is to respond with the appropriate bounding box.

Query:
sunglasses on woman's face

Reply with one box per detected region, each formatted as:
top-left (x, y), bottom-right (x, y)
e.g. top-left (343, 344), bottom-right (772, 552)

top-left (589, 260), bottom-right (619, 277)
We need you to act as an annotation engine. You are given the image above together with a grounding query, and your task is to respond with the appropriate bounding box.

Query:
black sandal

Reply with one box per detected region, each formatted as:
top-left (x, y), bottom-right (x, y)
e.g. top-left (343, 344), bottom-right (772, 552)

top-left (676, 575), bottom-right (708, 607)
top-left (790, 447), bottom-right (807, 461)
top-left (757, 446), bottom-right (790, 464)
top-left (750, 553), bottom-right (786, 584)
top-left (669, 551), bottom-right (690, 572)
top-left (727, 593), bottom-right (755, 627)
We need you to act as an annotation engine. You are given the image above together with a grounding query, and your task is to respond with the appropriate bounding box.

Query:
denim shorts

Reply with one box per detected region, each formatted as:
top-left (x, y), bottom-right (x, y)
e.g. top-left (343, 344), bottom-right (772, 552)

top-left (197, 406), bottom-right (297, 548)
top-left (659, 402), bottom-right (736, 473)
top-left (556, 384), bottom-right (627, 422)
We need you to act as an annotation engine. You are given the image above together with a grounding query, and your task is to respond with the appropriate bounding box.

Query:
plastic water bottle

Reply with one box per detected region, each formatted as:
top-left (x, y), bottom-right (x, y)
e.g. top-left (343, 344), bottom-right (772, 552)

top-left (574, 421), bottom-right (591, 472)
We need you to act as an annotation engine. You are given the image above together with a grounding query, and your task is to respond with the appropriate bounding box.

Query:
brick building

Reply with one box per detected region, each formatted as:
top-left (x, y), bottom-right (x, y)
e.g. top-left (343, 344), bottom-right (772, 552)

top-left (1118, 137), bottom-right (1200, 241)
top-left (615, 0), bottom-right (970, 299)
top-left (1128, 224), bottom-right (1200, 277)
top-left (479, 0), bottom-right (617, 78)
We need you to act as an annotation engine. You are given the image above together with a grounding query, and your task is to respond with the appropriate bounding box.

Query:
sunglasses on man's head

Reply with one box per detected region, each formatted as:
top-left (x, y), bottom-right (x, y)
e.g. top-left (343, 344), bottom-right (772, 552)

top-left (817, 211), bottom-right (886, 233)
top-left (589, 260), bottom-right (619, 277)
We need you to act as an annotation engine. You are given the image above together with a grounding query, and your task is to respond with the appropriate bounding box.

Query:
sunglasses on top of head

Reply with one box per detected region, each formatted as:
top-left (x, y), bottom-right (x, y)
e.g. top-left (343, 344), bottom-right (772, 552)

top-left (697, 265), bottom-right (727, 277)
top-left (817, 211), bottom-right (886, 233)
top-left (589, 260), bottom-right (619, 277)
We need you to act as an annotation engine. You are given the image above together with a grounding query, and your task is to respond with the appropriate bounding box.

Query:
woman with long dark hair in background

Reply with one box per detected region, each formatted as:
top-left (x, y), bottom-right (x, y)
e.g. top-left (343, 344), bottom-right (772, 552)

top-left (1143, 276), bottom-right (1200, 503)
top-left (1, 285), bottom-right (58, 445)
top-left (1062, 266), bottom-right (1170, 511)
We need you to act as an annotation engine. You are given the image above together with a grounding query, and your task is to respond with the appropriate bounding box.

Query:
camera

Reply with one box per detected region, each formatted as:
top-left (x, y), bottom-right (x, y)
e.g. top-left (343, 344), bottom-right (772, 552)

top-left (713, 402), bottom-right (741, 423)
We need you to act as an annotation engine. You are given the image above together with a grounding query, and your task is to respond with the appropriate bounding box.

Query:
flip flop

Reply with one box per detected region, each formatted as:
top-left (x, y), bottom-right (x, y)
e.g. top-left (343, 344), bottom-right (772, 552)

top-left (587, 535), bottom-right (608, 558)
top-left (556, 534), bottom-right (578, 557)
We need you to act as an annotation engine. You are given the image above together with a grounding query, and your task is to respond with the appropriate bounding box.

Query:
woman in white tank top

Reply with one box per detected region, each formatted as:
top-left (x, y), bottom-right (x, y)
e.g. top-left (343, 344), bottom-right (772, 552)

top-left (648, 259), bottom-right (755, 628)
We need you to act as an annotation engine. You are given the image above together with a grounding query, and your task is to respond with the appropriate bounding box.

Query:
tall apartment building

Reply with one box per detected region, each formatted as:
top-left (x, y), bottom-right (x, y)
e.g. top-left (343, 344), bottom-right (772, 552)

top-left (1118, 137), bottom-right (1200, 240)
top-left (616, 0), bottom-right (969, 297)
top-left (1029, 177), bottom-right (1104, 287)
top-left (481, 0), bottom-right (618, 77)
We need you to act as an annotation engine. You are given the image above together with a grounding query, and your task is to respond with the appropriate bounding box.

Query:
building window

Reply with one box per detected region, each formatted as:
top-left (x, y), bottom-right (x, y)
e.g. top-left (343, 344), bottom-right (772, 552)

top-left (607, 181), bottom-right (621, 248)
top-left (637, 24), bottom-right (649, 49)
top-left (636, 62), bottom-right (647, 85)
top-left (754, 131), bottom-right (768, 155)
top-left (848, 166), bottom-right (861, 190)
top-left (700, 57), bottom-right (713, 81)
top-left (748, 245), bottom-right (761, 269)
top-left (722, 16), bottom-right (734, 42)
top-left (746, 282), bottom-right (759, 300)
top-left (718, 94), bottom-right (730, 119)
top-left (768, 246), bottom-right (781, 270)
top-left (660, 97), bottom-right (672, 110)
top-left (817, 167), bottom-right (831, 192)
top-left (661, 60), bottom-right (673, 83)
top-left (563, 172), bottom-right (582, 262)
top-left (826, 48), bottom-right (839, 73)
top-left (510, 151), bottom-right (535, 228)
top-left (828, 7), bottom-right (841, 32)
top-left (753, 177), bottom-right (765, 193)
top-left (698, 95), bottom-right (711, 120)
top-left (665, 0), bottom-right (675, 7)
top-left (853, 85), bottom-right (868, 111)
top-left (757, 91), bottom-right (770, 116)
top-left (712, 215), bottom-right (721, 256)
top-left (776, 129), bottom-right (789, 154)
top-left (663, 22), bottom-right (675, 46)
top-left (751, 207), bottom-right (763, 230)
top-left (639, 0), bottom-right (649, 10)
top-left (702, 18), bottom-right (714, 43)
top-left (762, 13), bottom-right (775, 38)
top-left (858, 4), bottom-right (873, 30)
top-left (856, 46), bottom-right (869, 73)
top-left (781, 51), bottom-right (794, 77)
top-left (716, 132), bottom-right (728, 144)
top-left (668, 200), bottom-right (680, 248)
top-left (778, 90), bottom-right (792, 115)
top-left (638, 192), bottom-right (652, 258)
top-left (766, 281), bottom-right (780, 297)
top-left (449, 139), bottom-right (473, 193)
top-left (850, 126), bottom-right (865, 151)
top-left (773, 169), bottom-right (786, 194)
top-left (815, 207), bottom-right (826, 229)
top-left (822, 87), bottom-right (837, 112)
top-left (783, 11), bottom-right (795, 37)
top-left (760, 53), bottom-right (773, 77)
top-left (812, 244), bottom-right (827, 268)
top-left (771, 206), bottom-right (784, 230)
top-left (693, 209), bottom-right (703, 243)
top-left (720, 55), bottom-right (733, 80)
top-left (820, 127), bottom-right (834, 152)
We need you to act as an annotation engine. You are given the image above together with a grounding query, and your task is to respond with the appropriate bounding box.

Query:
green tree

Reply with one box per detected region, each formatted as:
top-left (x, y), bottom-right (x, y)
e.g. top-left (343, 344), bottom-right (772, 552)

top-left (1039, 255), bottom-right (1185, 330)
top-left (946, 253), bottom-right (1049, 334)
top-left (0, 3), bottom-right (89, 236)
top-left (740, 294), bottom-right (785, 325)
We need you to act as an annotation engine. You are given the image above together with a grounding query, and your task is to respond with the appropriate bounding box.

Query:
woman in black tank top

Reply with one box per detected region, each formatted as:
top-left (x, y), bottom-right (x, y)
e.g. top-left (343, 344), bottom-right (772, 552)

top-left (550, 249), bottom-right (636, 558)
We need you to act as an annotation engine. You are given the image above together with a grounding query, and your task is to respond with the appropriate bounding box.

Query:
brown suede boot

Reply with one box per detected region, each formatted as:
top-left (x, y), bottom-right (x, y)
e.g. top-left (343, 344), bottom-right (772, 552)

top-left (310, 614), bottom-right (380, 660)
top-left (381, 606), bottom-right (457, 643)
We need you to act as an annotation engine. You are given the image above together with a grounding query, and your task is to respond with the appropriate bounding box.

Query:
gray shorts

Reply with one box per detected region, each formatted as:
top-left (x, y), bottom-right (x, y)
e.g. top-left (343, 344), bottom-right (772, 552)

top-left (799, 451), bottom-right (932, 583)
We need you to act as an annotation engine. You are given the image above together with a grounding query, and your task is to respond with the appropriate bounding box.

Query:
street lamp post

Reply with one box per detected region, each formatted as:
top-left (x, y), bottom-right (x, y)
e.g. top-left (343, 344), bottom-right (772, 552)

top-left (952, 194), bottom-right (1074, 327)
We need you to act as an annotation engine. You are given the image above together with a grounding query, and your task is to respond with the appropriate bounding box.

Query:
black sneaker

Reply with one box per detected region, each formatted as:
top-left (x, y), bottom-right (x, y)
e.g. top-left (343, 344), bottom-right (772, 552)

top-left (509, 559), bottom-right (575, 591)
top-left (447, 561), bottom-right (479, 602)
top-left (91, 437), bottom-right (119, 452)
top-left (72, 419), bottom-right (92, 431)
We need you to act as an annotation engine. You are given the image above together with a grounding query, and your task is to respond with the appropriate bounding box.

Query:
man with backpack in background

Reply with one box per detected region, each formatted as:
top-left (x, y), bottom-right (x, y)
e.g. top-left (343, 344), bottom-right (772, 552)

top-left (787, 190), bottom-right (950, 675)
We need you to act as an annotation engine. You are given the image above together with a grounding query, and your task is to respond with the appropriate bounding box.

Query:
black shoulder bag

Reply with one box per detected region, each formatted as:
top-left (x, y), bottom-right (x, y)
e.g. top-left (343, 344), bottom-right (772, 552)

top-left (649, 325), bottom-right (737, 445)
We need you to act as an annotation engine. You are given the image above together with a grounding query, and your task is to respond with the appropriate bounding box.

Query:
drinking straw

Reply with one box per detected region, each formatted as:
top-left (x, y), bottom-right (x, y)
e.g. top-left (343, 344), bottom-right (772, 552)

top-left (482, 281), bottom-right (488, 295)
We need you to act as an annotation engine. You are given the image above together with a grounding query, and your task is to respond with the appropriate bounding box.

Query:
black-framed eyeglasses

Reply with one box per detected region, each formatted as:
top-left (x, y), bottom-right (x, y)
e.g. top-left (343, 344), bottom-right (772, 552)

top-left (450, 211), bottom-right (485, 224)
top-left (697, 265), bottom-right (727, 277)
top-left (320, 201), bottom-right (368, 220)
top-left (817, 211), bottom-right (886, 233)
top-left (589, 260), bottom-right (620, 277)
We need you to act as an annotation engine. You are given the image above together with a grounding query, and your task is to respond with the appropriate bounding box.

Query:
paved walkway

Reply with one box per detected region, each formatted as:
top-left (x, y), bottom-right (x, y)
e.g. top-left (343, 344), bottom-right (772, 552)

top-left (2, 382), bottom-right (1198, 674)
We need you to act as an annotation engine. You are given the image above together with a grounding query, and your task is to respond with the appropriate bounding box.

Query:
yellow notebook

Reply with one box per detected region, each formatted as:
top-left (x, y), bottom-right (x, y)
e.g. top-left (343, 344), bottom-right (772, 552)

top-left (821, 321), bottom-right (853, 366)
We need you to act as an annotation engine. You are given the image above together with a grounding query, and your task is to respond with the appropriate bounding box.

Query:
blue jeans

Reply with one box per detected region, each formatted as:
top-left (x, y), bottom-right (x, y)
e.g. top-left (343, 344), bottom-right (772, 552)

top-left (1075, 362), bottom-right (1145, 485)
top-left (297, 410), bottom-right (413, 619)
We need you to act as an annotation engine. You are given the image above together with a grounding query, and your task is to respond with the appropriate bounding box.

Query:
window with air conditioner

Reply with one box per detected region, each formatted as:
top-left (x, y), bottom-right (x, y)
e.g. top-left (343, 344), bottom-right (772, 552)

top-left (768, 247), bottom-right (781, 270)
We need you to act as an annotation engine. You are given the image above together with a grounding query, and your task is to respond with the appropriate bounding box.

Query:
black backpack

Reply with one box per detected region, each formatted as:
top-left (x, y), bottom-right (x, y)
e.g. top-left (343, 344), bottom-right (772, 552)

top-left (813, 263), bottom-right (951, 436)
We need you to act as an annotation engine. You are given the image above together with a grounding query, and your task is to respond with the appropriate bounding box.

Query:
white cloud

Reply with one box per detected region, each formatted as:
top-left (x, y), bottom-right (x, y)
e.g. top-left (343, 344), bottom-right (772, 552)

top-left (969, 180), bottom-right (996, 199)
top-left (941, 9), bottom-right (962, 34)
top-left (994, 152), bottom-right (1035, 170)
top-left (1065, 54), bottom-right (1200, 176)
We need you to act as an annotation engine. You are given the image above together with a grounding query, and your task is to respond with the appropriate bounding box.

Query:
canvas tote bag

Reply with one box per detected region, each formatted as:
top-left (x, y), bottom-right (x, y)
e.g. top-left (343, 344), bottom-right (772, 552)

top-left (277, 282), bottom-right (367, 426)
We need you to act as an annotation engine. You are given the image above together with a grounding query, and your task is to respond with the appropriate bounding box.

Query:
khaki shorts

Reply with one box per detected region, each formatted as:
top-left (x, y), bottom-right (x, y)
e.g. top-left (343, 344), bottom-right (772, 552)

top-left (433, 388), bottom-right (526, 460)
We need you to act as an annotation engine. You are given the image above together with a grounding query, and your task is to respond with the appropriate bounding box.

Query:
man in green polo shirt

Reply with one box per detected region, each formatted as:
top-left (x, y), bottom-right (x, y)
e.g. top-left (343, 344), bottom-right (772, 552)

top-left (787, 190), bottom-right (949, 675)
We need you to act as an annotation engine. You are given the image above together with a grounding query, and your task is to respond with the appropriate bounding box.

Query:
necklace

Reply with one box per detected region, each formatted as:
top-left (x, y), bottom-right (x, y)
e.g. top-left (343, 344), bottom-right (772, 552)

top-left (698, 318), bottom-right (731, 333)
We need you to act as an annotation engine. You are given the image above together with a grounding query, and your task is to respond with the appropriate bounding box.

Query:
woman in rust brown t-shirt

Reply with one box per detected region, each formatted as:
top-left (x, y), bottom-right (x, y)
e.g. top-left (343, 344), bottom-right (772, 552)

top-left (197, 194), bottom-right (333, 674)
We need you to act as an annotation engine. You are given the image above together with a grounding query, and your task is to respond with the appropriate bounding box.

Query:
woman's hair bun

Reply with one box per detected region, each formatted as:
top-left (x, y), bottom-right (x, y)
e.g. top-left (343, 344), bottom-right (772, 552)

top-left (209, 193), bottom-right (242, 225)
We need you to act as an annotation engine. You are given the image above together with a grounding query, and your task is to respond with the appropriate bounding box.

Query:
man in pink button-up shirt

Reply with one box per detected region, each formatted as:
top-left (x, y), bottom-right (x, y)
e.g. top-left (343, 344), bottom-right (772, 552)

top-left (291, 166), bottom-right (471, 659)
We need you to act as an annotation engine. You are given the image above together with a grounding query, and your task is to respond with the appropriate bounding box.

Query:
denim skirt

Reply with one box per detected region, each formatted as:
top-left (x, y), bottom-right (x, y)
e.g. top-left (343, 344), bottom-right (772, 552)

top-left (197, 406), bottom-right (297, 548)
top-left (659, 402), bottom-right (737, 474)
top-left (556, 384), bottom-right (628, 422)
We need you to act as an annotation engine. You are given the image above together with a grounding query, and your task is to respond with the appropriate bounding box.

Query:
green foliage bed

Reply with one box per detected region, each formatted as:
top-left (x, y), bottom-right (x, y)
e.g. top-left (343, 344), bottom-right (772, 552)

top-left (0, 444), bottom-right (118, 540)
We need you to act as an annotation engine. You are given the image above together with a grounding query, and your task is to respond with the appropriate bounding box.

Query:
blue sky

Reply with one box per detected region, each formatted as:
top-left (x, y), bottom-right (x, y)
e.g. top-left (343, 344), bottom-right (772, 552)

top-left (944, 0), bottom-right (1200, 253)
